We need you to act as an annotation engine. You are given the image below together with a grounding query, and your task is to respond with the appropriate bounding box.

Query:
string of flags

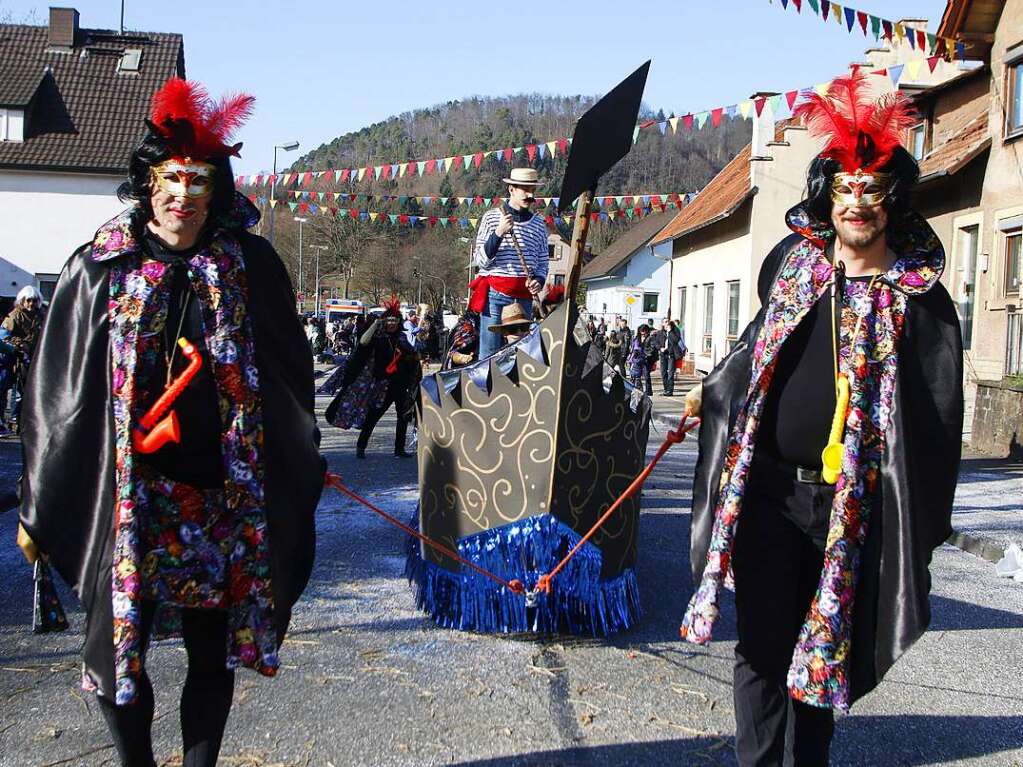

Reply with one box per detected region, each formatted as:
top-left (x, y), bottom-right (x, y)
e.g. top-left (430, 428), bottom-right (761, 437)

top-left (235, 56), bottom-right (950, 192)
top-left (768, 0), bottom-right (965, 60)
top-left (275, 190), bottom-right (693, 211)
top-left (248, 196), bottom-right (685, 229)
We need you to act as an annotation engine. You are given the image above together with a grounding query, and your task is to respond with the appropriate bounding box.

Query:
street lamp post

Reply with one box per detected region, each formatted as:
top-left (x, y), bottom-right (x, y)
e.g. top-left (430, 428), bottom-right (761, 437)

top-left (413, 269), bottom-right (447, 310)
top-left (310, 244), bottom-right (329, 318)
top-left (293, 216), bottom-right (307, 313)
top-left (268, 140), bottom-right (299, 247)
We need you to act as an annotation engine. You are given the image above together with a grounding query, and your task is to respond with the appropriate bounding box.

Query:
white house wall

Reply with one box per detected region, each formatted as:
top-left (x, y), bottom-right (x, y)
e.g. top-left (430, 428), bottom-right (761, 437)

top-left (583, 244), bottom-right (671, 329)
top-left (670, 230), bottom-right (752, 373)
top-left (0, 169), bottom-right (124, 281)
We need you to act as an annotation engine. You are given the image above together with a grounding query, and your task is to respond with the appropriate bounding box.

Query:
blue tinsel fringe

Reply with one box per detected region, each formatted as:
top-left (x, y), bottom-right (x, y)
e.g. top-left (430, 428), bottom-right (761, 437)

top-left (404, 510), bottom-right (641, 635)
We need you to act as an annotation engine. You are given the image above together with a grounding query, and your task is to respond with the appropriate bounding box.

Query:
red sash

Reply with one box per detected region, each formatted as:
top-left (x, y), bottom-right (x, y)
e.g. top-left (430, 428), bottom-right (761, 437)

top-left (468, 275), bottom-right (531, 314)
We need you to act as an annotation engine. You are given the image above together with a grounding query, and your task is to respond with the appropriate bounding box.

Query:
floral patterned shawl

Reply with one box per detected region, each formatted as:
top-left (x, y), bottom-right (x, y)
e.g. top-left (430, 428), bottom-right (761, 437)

top-left (89, 200), bottom-right (278, 704)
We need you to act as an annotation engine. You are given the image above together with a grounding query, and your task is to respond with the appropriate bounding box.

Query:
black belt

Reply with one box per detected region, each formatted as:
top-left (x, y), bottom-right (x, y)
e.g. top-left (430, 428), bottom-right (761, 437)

top-left (753, 450), bottom-right (827, 485)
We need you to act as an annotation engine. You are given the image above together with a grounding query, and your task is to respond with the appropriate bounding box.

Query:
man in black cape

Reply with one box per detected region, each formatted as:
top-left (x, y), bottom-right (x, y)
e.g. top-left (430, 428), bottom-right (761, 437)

top-left (18, 78), bottom-right (324, 767)
top-left (679, 71), bottom-right (963, 766)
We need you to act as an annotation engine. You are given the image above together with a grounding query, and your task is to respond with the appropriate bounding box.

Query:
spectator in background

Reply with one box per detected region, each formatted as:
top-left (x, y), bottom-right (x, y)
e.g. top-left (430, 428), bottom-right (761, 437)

top-left (605, 330), bottom-right (625, 375)
top-left (653, 317), bottom-right (685, 396)
top-left (616, 316), bottom-right (633, 357)
top-left (627, 323), bottom-right (654, 395)
top-left (0, 286), bottom-right (44, 433)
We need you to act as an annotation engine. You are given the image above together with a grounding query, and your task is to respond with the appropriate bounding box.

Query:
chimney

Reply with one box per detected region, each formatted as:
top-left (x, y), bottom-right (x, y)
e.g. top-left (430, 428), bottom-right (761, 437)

top-left (750, 91), bottom-right (778, 161)
top-left (48, 7), bottom-right (80, 49)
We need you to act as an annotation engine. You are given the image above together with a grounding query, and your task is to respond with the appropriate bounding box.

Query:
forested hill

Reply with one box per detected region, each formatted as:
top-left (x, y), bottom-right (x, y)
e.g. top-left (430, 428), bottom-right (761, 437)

top-left (289, 94), bottom-right (752, 199)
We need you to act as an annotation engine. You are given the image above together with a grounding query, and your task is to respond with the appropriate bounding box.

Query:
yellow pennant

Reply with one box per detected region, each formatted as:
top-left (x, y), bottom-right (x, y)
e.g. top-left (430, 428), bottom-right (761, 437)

top-left (669, 116), bottom-right (679, 133)
top-left (895, 22), bottom-right (905, 41)
top-left (357, 167), bottom-right (367, 182)
top-left (738, 102), bottom-right (752, 120)
top-left (905, 60), bottom-right (922, 80)
top-left (369, 212), bottom-right (379, 222)
top-left (831, 3), bottom-right (842, 24)
top-left (269, 199), bottom-right (277, 209)
top-left (546, 141), bottom-right (557, 157)
top-left (469, 218), bottom-right (478, 228)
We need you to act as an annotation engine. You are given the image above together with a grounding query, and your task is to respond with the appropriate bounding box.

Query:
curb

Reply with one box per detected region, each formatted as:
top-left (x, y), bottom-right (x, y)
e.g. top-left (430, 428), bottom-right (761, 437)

top-left (946, 530), bottom-right (1007, 563)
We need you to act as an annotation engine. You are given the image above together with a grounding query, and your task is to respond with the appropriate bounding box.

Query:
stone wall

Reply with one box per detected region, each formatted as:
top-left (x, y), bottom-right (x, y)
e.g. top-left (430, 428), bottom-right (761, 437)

top-left (971, 380), bottom-right (1023, 458)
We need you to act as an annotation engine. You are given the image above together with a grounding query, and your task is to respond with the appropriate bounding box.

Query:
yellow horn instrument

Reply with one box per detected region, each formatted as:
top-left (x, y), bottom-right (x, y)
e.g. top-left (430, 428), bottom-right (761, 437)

top-left (821, 373), bottom-right (849, 485)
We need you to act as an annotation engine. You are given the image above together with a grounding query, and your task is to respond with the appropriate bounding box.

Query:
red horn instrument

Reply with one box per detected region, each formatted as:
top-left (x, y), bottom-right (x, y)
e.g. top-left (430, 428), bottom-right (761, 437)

top-left (132, 337), bottom-right (203, 454)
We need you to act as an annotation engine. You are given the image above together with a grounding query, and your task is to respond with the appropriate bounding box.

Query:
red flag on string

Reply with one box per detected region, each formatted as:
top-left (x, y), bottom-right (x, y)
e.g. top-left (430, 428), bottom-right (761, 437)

top-left (323, 170), bottom-right (335, 184)
top-left (857, 11), bottom-right (868, 34)
top-left (502, 147), bottom-right (513, 163)
top-left (526, 144), bottom-right (537, 162)
top-left (792, 0), bottom-right (801, 10)
top-left (339, 169), bottom-right (351, 184)
top-left (651, 195), bottom-right (662, 206)
top-left (590, 212), bottom-right (599, 223)
top-left (917, 30), bottom-right (926, 50)
top-left (399, 214), bottom-right (409, 224)
top-left (927, 56), bottom-right (940, 72)
top-left (473, 152), bottom-right (484, 169)
top-left (557, 137), bottom-right (569, 155)
top-left (301, 172), bottom-right (313, 187)
top-left (381, 164), bottom-right (391, 180)
top-left (425, 159), bottom-right (437, 175)
top-left (711, 108), bottom-right (724, 127)
top-left (452, 155), bottom-right (464, 170)
top-left (473, 195), bottom-right (484, 206)
top-left (683, 114), bottom-right (694, 130)
top-left (785, 90), bottom-right (799, 110)
top-left (428, 216), bottom-right (438, 227)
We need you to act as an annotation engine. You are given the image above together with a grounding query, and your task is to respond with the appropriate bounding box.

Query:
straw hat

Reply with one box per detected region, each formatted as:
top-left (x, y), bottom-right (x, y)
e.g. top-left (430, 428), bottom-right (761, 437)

top-left (501, 167), bottom-right (541, 186)
top-left (488, 303), bottom-right (533, 333)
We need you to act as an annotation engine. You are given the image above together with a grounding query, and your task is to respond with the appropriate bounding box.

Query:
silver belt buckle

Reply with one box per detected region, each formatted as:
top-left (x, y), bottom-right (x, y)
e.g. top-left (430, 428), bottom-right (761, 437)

top-left (796, 466), bottom-right (822, 484)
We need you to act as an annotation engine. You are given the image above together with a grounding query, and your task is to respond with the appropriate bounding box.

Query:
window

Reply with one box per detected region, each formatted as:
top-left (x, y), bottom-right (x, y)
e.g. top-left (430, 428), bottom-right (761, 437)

top-left (642, 292), bottom-right (659, 313)
top-left (0, 109), bottom-right (6, 141)
top-left (118, 48), bottom-right (142, 74)
top-left (702, 283), bottom-right (714, 354)
top-left (726, 281), bottom-right (740, 350)
top-left (1006, 230), bottom-right (1021, 296)
top-left (677, 286), bottom-right (687, 326)
top-left (1007, 47), bottom-right (1023, 138)
top-left (0, 108), bottom-right (24, 142)
top-left (553, 274), bottom-right (565, 286)
top-left (909, 122), bottom-right (926, 160)
top-left (958, 225), bottom-right (979, 349)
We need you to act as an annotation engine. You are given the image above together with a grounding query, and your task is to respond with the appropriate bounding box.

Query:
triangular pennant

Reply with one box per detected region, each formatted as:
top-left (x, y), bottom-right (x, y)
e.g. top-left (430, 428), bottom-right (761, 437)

top-left (557, 138), bottom-right (569, 155)
top-left (926, 33), bottom-right (938, 55)
top-left (288, 202), bottom-right (297, 212)
top-left (882, 19), bottom-right (892, 40)
top-left (844, 7), bottom-right (855, 32)
top-left (821, 0), bottom-right (829, 20)
top-left (927, 55), bottom-right (940, 73)
top-left (373, 165), bottom-right (383, 180)
top-left (905, 60), bottom-right (922, 80)
top-left (917, 30), bottom-right (926, 51)
top-left (659, 121), bottom-right (667, 135)
top-left (537, 143), bottom-right (547, 160)
top-left (792, 0), bottom-right (801, 11)
top-left (473, 152), bottom-right (484, 169)
top-left (269, 199), bottom-right (278, 209)
top-left (738, 101), bottom-right (752, 119)
top-left (389, 214), bottom-right (398, 225)
top-left (547, 140), bottom-right (557, 157)
top-left (894, 22), bottom-right (905, 41)
top-left (710, 108), bottom-right (724, 128)
top-left (526, 144), bottom-right (537, 162)
top-left (889, 64), bottom-right (905, 87)
top-left (907, 27), bottom-right (917, 49)
top-left (503, 147), bottom-right (513, 163)
top-left (369, 212), bottom-right (378, 222)
top-left (807, 0), bottom-right (819, 12)
top-left (832, 4), bottom-right (843, 25)
top-left (669, 116), bottom-right (680, 132)
top-left (785, 90), bottom-right (799, 109)
top-left (356, 167), bottom-right (367, 182)
top-left (469, 218), bottom-right (478, 228)
top-left (416, 161), bottom-right (426, 176)
top-left (462, 154), bottom-right (473, 169)
top-left (856, 10), bottom-right (867, 34)
top-left (683, 113), bottom-right (695, 130)
top-left (870, 15), bottom-right (881, 40)
top-left (754, 98), bottom-right (766, 117)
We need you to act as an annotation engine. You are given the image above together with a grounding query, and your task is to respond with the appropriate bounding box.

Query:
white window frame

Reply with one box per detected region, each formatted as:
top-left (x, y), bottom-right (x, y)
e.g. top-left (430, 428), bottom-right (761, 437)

top-left (702, 283), bottom-right (714, 355)
top-left (726, 280), bottom-right (741, 350)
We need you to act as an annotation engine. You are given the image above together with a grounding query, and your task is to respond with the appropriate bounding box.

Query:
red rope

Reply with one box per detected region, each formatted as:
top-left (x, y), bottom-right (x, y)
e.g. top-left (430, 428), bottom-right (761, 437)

top-left (533, 415), bottom-right (699, 595)
top-left (324, 473), bottom-right (524, 594)
top-left (324, 414), bottom-right (698, 600)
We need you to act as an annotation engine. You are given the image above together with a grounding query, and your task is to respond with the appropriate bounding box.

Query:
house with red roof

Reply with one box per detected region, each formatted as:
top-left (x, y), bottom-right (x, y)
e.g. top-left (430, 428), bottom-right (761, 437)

top-left (0, 7), bottom-right (184, 301)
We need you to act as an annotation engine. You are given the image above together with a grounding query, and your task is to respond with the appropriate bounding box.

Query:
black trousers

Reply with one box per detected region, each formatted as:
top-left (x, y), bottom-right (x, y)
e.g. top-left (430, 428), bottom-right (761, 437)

top-left (357, 381), bottom-right (411, 454)
top-left (97, 602), bottom-right (235, 767)
top-left (732, 454), bottom-right (836, 767)
top-left (659, 353), bottom-right (676, 394)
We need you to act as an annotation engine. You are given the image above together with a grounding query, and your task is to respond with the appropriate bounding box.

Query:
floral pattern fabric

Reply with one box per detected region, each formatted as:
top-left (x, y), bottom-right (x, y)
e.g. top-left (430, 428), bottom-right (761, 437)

top-left (679, 206), bottom-right (943, 712)
top-left (89, 207), bottom-right (278, 705)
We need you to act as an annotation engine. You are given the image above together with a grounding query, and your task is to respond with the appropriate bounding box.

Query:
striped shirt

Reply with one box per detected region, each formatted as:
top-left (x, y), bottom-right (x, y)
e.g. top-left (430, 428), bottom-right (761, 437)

top-left (472, 206), bottom-right (549, 281)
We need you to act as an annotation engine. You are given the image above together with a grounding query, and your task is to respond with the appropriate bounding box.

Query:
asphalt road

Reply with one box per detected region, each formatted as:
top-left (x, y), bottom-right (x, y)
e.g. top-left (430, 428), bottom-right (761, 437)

top-left (0, 397), bottom-right (1021, 767)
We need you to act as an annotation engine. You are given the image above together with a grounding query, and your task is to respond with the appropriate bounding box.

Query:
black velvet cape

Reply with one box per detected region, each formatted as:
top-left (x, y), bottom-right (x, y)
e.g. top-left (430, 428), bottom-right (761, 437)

top-left (19, 227), bottom-right (325, 700)
top-left (690, 222), bottom-right (964, 706)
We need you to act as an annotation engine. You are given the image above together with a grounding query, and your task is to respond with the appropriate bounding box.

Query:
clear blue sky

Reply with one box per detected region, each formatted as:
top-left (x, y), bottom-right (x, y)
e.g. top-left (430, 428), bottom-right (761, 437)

top-left (7, 0), bottom-right (948, 176)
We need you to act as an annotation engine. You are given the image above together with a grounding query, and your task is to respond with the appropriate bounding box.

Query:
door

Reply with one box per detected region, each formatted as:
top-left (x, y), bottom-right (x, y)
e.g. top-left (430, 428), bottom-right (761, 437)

top-left (958, 225), bottom-right (979, 350)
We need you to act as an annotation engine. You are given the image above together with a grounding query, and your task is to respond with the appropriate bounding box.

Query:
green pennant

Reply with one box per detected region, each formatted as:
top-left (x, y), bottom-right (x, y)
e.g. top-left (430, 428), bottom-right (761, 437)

top-left (462, 154), bottom-right (474, 168)
top-left (416, 161), bottom-right (426, 176)
top-left (398, 195), bottom-right (408, 205)
top-left (440, 197), bottom-right (448, 205)
top-left (807, 0), bottom-right (819, 13)
top-left (338, 208), bottom-right (348, 217)
top-left (439, 219), bottom-right (449, 228)
top-left (870, 14), bottom-right (880, 39)
top-left (926, 33), bottom-right (937, 53)
top-left (389, 214), bottom-right (398, 225)
top-left (288, 202), bottom-right (298, 212)
top-left (626, 208), bottom-right (635, 219)
top-left (695, 111), bottom-right (710, 129)
top-left (768, 94), bottom-right (783, 115)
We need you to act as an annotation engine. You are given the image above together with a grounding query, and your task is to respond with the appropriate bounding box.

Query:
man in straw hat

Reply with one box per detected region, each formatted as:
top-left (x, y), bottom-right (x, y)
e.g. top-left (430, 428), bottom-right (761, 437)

top-left (487, 302), bottom-right (534, 347)
top-left (470, 167), bottom-right (549, 360)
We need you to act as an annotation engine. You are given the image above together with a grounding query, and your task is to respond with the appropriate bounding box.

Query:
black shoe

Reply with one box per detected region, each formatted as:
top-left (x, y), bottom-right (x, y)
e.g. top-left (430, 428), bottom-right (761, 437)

top-left (356, 447), bottom-right (366, 459)
top-left (394, 450), bottom-right (413, 458)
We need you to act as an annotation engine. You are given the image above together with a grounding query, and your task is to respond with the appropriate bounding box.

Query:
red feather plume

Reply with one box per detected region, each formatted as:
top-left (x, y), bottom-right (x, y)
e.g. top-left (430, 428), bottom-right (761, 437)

top-left (793, 67), bottom-right (915, 173)
top-left (149, 77), bottom-right (255, 160)
top-left (381, 295), bottom-right (403, 318)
